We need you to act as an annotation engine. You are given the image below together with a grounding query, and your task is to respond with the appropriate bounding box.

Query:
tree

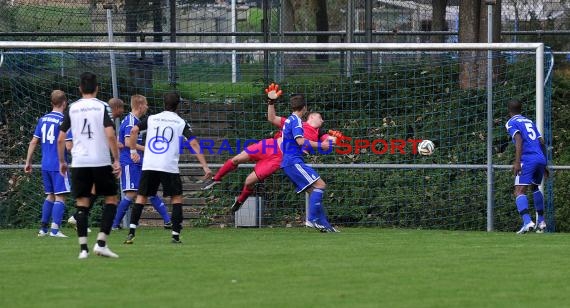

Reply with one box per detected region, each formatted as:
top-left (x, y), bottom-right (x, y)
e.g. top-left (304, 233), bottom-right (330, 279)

top-left (312, 0), bottom-right (329, 61)
top-left (431, 0), bottom-right (448, 43)
top-left (458, 0), bottom-right (502, 89)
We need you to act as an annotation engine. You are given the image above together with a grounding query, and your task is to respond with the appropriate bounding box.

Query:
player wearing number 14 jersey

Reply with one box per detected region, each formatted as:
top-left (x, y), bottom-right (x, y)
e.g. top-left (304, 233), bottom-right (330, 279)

top-left (25, 90), bottom-right (71, 238)
top-left (505, 99), bottom-right (548, 234)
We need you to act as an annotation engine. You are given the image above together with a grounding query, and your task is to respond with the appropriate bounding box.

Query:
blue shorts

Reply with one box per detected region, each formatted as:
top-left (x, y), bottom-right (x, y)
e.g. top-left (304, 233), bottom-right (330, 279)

top-left (42, 170), bottom-right (70, 195)
top-left (515, 161), bottom-right (546, 186)
top-left (282, 163), bottom-right (320, 193)
top-left (121, 163), bottom-right (142, 192)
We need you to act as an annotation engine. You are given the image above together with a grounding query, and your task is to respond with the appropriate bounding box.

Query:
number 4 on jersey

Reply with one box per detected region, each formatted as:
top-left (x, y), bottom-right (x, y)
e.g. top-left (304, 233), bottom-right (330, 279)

top-left (82, 118), bottom-right (93, 139)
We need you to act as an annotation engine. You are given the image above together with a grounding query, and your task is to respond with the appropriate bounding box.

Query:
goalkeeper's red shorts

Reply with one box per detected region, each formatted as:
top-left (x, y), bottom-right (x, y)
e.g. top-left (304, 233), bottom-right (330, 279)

top-left (246, 138), bottom-right (283, 181)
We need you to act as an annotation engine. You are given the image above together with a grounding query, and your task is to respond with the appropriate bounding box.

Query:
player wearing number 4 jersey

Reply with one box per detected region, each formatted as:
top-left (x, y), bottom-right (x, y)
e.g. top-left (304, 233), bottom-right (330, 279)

top-left (505, 99), bottom-right (549, 234)
top-left (25, 90), bottom-right (71, 238)
top-left (124, 92), bottom-right (212, 244)
top-left (58, 72), bottom-right (121, 259)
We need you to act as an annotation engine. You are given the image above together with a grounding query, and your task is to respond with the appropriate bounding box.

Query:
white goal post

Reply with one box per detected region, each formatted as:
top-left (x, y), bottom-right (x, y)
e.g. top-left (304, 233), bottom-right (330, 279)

top-left (0, 41), bottom-right (547, 232)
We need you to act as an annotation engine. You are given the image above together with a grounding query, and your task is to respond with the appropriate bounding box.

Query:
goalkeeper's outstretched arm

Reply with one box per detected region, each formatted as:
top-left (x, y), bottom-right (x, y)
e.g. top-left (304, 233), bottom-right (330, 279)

top-left (267, 103), bottom-right (283, 128)
top-left (265, 83), bottom-right (283, 128)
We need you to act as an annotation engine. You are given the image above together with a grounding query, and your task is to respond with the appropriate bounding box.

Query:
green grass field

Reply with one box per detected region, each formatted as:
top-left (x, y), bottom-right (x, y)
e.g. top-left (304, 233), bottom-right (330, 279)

top-left (0, 228), bottom-right (568, 308)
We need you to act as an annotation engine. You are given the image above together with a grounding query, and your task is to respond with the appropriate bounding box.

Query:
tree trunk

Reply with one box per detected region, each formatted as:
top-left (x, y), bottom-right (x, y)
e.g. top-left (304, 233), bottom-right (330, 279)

top-left (458, 0), bottom-right (502, 89)
top-left (282, 0), bottom-right (296, 43)
top-left (124, 0), bottom-right (138, 43)
top-left (152, 0), bottom-right (163, 66)
top-left (458, 0), bottom-right (481, 89)
top-left (313, 0), bottom-right (329, 61)
top-left (431, 0), bottom-right (448, 43)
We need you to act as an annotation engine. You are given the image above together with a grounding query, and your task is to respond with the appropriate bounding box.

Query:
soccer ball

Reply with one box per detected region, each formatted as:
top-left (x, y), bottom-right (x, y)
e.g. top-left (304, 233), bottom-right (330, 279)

top-left (418, 140), bottom-right (435, 156)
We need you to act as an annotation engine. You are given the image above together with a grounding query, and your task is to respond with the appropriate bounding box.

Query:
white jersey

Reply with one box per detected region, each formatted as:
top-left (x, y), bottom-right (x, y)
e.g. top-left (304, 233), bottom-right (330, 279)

top-left (138, 111), bottom-right (192, 174)
top-left (61, 98), bottom-right (114, 167)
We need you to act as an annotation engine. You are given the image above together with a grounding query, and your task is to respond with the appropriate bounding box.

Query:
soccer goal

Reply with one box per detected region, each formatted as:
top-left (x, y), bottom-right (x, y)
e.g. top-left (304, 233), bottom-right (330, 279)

top-left (0, 41), bottom-right (553, 232)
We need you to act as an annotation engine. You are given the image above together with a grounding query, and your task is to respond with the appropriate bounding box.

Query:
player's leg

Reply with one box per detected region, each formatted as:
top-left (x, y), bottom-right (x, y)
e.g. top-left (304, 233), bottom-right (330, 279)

top-left (231, 171), bottom-right (260, 213)
top-left (170, 194), bottom-right (183, 243)
top-left (70, 167), bottom-right (94, 258)
top-left (202, 150), bottom-right (251, 190)
top-left (68, 184), bottom-right (95, 230)
top-left (38, 171), bottom-right (55, 236)
top-left (231, 154), bottom-right (280, 212)
top-left (125, 170), bottom-right (157, 244)
top-left (308, 178), bottom-right (338, 232)
top-left (531, 185), bottom-right (546, 233)
top-left (514, 185), bottom-right (533, 233)
top-left (113, 164), bottom-right (138, 229)
top-left (515, 162), bottom-right (543, 234)
top-left (114, 191), bottom-right (136, 229)
top-left (49, 170), bottom-right (71, 237)
top-left (149, 195), bottom-right (171, 228)
top-left (282, 163), bottom-right (327, 231)
top-left (531, 163), bottom-right (547, 233)
top-left (162, 172), bottom-right (184, 243)
top-left (307, 178), bottom-right (337, 232)
top-left (92, 166), bottom-right (119, 258)
top-left (514, 163), bottom-right (535, 233)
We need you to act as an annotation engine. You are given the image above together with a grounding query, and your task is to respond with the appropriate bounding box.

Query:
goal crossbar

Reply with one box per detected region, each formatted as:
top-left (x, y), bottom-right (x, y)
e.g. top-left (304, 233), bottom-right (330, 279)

top-left (0, 42), bottom-right (544, 51)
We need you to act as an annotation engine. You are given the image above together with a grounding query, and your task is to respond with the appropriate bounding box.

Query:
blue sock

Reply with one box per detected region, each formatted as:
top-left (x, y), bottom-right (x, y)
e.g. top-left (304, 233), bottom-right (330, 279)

top-left (150, 196), bottom-right (171, 224)
top-left (309, 189), bottom-right (332, 228)
top-left (516, 195), bottom-right (532, 225)
top-left (51, 201), bottom-right (65, 234)
top-left (533, 190), bottom-right (545, 223)
top-left (113, 196), bottom-right (132, 228)
top-left (41, 199), bottom-right (54, 232)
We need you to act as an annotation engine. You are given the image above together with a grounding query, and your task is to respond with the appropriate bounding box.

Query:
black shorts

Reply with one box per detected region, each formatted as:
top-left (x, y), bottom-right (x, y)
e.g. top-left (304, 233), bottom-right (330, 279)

top-left (71, 166), bottom-right (118, 198)
top-left (138, 170), bottom-right (182, 197)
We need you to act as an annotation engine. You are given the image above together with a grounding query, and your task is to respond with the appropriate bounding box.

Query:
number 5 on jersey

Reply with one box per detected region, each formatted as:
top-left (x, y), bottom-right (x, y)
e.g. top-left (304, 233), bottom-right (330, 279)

top-left (524, 123), bottom-right (536, 140)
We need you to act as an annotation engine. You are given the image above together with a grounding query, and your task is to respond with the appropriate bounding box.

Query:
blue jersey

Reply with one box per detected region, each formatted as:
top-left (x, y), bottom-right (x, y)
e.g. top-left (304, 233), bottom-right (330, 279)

top-left (280, 114), bottom-right (305, 167)
top-left (119, 113), bottom-right (144, 165)
top-left (33, 111), bottom-right (66, 171)
top-left (505, 114), bottom-right (546, 164)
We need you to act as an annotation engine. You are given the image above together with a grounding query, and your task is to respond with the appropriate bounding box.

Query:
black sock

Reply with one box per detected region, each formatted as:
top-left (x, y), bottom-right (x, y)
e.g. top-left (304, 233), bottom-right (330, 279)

top-left (75, 207), bottom-right (89, 238)
top-left (130, 203), bottom-right (144, 227)
top-left (99, 204), bottom-right (117, 235)
top-left (171, 203), bottom-right (183, 234)
top-left (128, 203), bottom-right (145, 236)
top-left (97, 240), bottom-right (106, 247)
top-left (172, 234), bottom-right (180, 241)
top-left (80, 244), bottom-right (88, 252)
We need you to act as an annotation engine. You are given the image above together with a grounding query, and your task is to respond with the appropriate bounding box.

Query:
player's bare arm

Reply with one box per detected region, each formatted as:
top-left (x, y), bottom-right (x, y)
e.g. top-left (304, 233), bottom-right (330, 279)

top-left (539, 137), bottom-right (550, 178)
top-left (65, 140), bottom-right (72, 152)
top-left (105, 126), bottom-right (121, 177)
top-left (24, 137), bottom-right (40, 173)
top-left (128, 125), bottom-right (141, 163)
top-left (56, 130), bottom-right (68, 177)
top-left (188, 137), bottom-right (213, 179)
top-left (267, 103), bottom-right (283, 128)
top-left (512, 132), bottom-right (523, 176)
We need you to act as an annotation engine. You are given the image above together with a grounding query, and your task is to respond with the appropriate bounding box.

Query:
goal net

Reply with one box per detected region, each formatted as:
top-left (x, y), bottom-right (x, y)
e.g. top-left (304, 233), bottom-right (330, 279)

top-left (0, 42), bottom-right (553, 231)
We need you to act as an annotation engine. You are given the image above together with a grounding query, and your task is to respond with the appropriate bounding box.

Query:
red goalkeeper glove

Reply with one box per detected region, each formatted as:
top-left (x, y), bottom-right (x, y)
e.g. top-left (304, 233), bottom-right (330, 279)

top-left (328, 129), bottom-right (348, 145)
top-left (328, 129), bottom-right (345, 139)
top-left (265, 83), bottom-right (283, 105)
